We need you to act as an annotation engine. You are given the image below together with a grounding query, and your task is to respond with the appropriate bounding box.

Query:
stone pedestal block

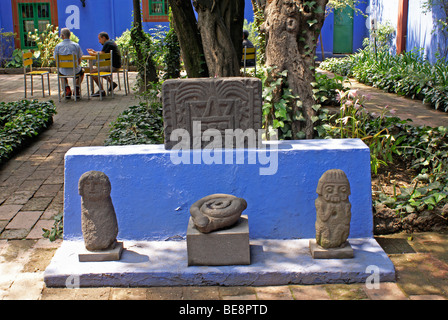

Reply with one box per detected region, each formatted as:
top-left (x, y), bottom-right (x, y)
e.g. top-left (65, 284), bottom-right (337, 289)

top-left (187, 215), bottom-right (250, 266)
top-left (78, 241), bottom-right (124, 262)
top-left (309, 240), bottom-right (354, 259)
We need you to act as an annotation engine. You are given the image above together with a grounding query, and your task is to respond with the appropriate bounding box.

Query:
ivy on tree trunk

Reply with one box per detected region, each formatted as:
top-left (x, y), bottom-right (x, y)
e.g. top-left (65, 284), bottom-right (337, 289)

top-left (131, 0), bottom-right (158, 90)
top-left (264, 0), bottom-right (328, 139)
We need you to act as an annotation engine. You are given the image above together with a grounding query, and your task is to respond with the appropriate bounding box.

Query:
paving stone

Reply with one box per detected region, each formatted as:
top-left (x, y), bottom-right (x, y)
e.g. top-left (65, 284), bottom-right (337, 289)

top-left (255, 286), bottom-right (294, 300)
top-left (72, 288), bottom-right (111, 300)
top-left (0, 229), bottom-right (30, 240)
top-left (290, 285), bottom-right (331, 300)
top-left (325, 284), bottom-right (369, 300)
top-left (363, 282), bottom-right (408, 300)
top-left (219, 286), bottom-right (256, 298)
top-left (182, 286), bottom-right (221, 300)
top-left (110, 288), bottom-right (149, 300)
top-left (409, 295), bottom-right (446, 300)
top-left (41, 287), bottom-right (77, 300)
top-left (34, 184), bottom-right (62, 198)
top-left (27, 219), bottom-right (55, 239)
top-left (390, 254), bottom-right (445, 296)
top-left (6, 211), bottom-right (42, 230)
top-left (0, 221), bottom-right (8, 233)
top-left (221, 294), bottom-right (257, 300)
top-left (4, 191), bottom-right (35, 205)
top-left (21, 197), bottom-right (53, 211)
top-left (146, 287), bottom-right (183, 300)
top-left (0, 205), bottom-right (23, 220)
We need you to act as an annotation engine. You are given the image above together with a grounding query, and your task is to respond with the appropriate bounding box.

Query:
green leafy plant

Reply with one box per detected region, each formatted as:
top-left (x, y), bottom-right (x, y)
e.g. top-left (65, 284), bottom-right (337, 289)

top-left (105, 83), bottom-right (164, 147)
top-left (42, 212), bottom-right (63, 241)
top-left (320, 44), bottom-right (448, 112)
top-left (5, 48), bottom-right (24, 68)
top-left (0, 100), bottom-right (56, 164)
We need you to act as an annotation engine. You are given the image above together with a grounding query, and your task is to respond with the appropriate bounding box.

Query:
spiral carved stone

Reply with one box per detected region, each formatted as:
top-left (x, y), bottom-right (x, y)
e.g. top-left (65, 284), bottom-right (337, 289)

top-left (190, 194), bottom-right (247, 233)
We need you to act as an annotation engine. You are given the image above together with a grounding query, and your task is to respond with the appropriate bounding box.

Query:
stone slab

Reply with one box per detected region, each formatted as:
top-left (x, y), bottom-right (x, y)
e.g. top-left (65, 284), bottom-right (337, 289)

top-left (63, 139), bottom-right (373, 241)
top-left (44, 238), bottom-right (395, 287)
top-left (187, 216), bottom-right (250, 266)
top-left (162, 77), bottom-right (263, 150)
top-left (78, 242), bottom-right (124, 262)
top-left (309, 240), bottom-right (354, 259)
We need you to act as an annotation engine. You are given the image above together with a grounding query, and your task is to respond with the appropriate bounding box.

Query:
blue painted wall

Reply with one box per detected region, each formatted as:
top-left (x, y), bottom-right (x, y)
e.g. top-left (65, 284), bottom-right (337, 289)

top-left (372, 0), bottom-right (447, 63)
top-left (63, 140), bottom-right (374, 241)
top-left (1, 1), bottom-right (370, 58)
top-left (316, 2), bottom-right (369, 60)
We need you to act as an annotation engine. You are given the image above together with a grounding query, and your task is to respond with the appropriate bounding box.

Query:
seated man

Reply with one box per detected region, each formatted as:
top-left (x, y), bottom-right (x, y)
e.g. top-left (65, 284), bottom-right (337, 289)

top-left (241, 30), bottom-right (255, 67)
top-left (54, 28), bottom-right (84, 99)
top-left (87, 32), bottom-right (122, 97)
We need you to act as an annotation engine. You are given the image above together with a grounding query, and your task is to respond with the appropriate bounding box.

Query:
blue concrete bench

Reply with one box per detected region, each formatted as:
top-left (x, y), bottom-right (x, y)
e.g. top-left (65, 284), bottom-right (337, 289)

top-left (63, 138), bottom-right (373, 241)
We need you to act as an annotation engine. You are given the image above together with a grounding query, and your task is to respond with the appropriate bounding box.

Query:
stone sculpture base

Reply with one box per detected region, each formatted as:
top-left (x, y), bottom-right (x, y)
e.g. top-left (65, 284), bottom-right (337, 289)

top-left (187, 216), bottom-right (250, 266)
top-left (309, 240), bottom-right (354, 259)
top-left (44, 238), bottom-right (395, 287)
top-left (78, 241), bottom-right (124, 262)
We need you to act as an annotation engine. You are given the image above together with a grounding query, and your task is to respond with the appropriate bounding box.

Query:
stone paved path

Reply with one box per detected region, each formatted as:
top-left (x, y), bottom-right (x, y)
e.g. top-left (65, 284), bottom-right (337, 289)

top-left (0, 72), bottom-right (447, 300)
top-left (0, 73), bottom-right (138, 241)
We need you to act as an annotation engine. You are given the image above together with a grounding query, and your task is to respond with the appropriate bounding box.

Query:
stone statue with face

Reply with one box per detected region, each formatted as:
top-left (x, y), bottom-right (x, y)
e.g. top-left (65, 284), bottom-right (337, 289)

top-left (79, 171), bottom-right (118, 251)
top-left (315, 169), bottom-right (351, 249)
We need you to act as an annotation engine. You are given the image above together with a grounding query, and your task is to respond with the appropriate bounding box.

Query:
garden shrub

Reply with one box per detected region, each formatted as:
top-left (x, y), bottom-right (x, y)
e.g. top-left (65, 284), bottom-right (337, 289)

top-left (319, 47), bottom-right (448, 112)
top-left (0, 99), bottom-right (56, 164)
top-left (104, 102), bottom-right (164, 146)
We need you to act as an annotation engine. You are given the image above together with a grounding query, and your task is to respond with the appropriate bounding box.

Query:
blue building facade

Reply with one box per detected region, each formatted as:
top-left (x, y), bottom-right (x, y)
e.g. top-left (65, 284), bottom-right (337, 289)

top-left (370, 0), bottom-right (448, 63)
top-left (0, 0), bottom-right (371, 62)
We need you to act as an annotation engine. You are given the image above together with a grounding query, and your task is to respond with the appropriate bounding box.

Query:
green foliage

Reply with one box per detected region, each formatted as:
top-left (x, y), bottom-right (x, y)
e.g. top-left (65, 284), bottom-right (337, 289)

top-left (260, 67), bottom-right (332, 140)
top-left (42, 212), bottom-right (63, 241)
top-left (5, 48), bottom-right (24, 68)
top-left (163, 26), bottom-right (181, 80)
top-left (318, 86), bottom-right (448, 216)
top-left (27, 24), bottom-right (79, 68)
top-left (0, 29), bottom-right (16, 67)
top-left (27, 24), bottom-right (59, 67)
top-left (375, 124), bottom-right (448, 216)
top-left (0, 100), bottom-right (56, 164)
top-left (320, 46), bottom-right (448, 112)
top-left (105, 83), bottom-right (164, 146)
top-left (105, 102), bottom-right (163, 146)
top-left (321, 90), bottom-right (401, 174)
top-left (312, 73), bottom-right (350, 106)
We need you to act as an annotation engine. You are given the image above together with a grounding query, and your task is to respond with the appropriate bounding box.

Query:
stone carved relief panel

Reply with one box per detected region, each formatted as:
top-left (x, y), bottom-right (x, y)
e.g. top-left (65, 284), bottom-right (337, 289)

top-left (162, 77), bottom-right (262, 149)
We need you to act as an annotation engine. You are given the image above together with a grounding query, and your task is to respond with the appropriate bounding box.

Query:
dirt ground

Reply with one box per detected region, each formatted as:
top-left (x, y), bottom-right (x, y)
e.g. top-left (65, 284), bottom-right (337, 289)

top-left (372, 159), bottom-right (448, 235)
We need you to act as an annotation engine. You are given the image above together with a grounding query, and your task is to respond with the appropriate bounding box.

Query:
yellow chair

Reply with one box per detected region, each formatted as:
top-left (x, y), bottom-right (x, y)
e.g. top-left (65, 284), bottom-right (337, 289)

top-left (85, 51), bottom-right (114, 101)
top-left (113, 49), bottom-right (130, 95)
top-left (242, 46), bottom-right (257, 76)
top-left (55, 53), bottom-right (82, 102)
top-left (23, 51), bottom-right (50, 98)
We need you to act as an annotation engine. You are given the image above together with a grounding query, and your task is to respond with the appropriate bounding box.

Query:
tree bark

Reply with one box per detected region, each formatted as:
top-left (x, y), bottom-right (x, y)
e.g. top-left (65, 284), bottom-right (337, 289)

top-left (264, 0), bottom-right (328, 139)
top-left (132, 0), bottom-right (158, 87)
top-left (168, 0), bottom-right (209, 78)
top-left (193, 0), bottom-right (245, 77)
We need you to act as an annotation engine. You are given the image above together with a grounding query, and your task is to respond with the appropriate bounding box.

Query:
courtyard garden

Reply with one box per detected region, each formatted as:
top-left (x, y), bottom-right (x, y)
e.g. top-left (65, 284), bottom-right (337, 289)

top-left (0, 1), bottom-right (447, 241)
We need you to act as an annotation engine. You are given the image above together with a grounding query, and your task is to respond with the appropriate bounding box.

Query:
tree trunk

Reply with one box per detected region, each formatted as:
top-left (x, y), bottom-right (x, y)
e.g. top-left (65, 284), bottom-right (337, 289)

top-left (132, 0), bottom-right (158, 88)
top-left (193, 0), bottom-right (245, 77)
top-left (264, 0), bottom-right (328, 139)
top-left (168, 0), bottom-right (209, 78)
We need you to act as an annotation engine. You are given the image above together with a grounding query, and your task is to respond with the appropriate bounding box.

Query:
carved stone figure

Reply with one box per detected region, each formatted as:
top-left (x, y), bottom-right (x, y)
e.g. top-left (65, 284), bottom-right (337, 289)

top-left (315, 169), bottom-right (351, 249)
top-left (79, 171), bottom-right (119, 251)
top-left (190, 194), bottom-right (247, 233)
top-left (162, 77), bottom-right (262, 149)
